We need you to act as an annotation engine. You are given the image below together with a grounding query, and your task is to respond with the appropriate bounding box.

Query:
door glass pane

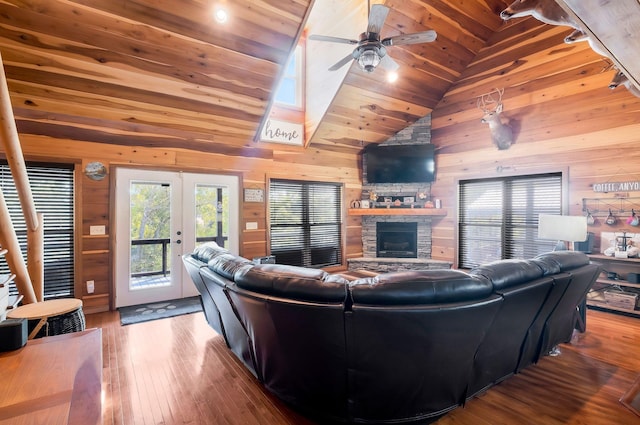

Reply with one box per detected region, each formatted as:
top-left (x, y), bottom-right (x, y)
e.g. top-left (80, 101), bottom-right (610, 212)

top-left (195, 184), bottom-right (229, 248)
top-left (130, 181), bottom-right (172, 289)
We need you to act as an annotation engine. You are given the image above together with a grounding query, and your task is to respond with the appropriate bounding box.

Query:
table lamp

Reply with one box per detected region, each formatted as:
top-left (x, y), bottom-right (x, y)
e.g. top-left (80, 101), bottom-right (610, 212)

top-left (538, 214), bottom-right (588, 251)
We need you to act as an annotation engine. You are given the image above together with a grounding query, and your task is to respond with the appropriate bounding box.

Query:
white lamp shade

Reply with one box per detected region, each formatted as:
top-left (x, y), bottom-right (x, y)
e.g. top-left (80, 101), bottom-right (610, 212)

top-left (538, 214), bottom-right (588, 242)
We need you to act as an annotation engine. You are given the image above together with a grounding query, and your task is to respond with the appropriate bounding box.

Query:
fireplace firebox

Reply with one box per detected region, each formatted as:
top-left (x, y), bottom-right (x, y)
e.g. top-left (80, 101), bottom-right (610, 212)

top-left (376, 222), bottom-right (418, 258)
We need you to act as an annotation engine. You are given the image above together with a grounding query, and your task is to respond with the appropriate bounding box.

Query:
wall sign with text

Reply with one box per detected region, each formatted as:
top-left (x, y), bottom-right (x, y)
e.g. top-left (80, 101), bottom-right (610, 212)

top-left (592, 181), bottom-right (640, 193)
top-left (244, 188), bottom-right (264, 203)
top-left (260, 119), bottom-right (303, 145)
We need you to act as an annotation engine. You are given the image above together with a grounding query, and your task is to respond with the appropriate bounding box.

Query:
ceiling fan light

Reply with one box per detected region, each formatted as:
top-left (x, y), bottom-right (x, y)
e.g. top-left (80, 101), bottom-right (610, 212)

top-left (214, 7), bottom-right (228, 24)
top-left (357, 49), bottom-right (380, 73)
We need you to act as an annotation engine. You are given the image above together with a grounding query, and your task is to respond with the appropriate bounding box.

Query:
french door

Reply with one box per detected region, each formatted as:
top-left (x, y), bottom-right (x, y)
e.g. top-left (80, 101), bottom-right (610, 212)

top-left (114, 168), bottom-right (239, 307)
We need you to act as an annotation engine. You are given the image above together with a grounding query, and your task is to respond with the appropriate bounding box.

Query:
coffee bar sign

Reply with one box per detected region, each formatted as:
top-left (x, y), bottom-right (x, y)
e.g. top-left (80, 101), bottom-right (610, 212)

top-left (260, 119), bottom-right (303, 145)
top-left (593, 181), bottom-right (640, 193)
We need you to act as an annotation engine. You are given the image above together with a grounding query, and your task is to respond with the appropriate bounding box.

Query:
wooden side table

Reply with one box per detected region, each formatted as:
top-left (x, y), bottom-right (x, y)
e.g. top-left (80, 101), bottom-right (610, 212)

top-left (7, 298), bottom-right (85, 339)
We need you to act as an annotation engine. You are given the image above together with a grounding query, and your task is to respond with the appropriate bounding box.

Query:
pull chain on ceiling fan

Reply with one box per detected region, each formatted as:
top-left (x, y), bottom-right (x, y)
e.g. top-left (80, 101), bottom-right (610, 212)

top-left (309, 1), bottom-right (437, 73)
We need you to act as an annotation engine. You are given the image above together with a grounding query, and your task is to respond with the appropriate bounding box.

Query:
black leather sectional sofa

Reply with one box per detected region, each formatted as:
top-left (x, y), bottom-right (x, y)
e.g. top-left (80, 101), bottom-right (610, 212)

top-left (183, 243), bottom-right (600, 424)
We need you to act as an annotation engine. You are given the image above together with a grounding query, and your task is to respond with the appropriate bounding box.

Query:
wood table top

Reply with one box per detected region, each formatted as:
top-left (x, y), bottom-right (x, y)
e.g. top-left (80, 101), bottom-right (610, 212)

top-left (0, 328), bottom-right (102, 425)
top-left (6, 298), bottom-right (83, 320)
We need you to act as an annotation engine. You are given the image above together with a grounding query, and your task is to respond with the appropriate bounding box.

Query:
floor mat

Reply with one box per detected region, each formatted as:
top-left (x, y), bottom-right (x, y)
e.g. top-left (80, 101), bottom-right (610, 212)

top-left (119, 296), bottom-right (202, 326)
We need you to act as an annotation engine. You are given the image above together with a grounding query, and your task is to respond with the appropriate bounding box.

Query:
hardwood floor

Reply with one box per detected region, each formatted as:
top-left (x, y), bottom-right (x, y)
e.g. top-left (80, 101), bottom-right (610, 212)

top-left (86, 308), bottom-right (640, 425)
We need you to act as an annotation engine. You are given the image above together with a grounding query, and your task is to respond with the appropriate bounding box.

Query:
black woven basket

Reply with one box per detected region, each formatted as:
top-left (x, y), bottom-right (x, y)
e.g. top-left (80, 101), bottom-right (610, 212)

top-left (28, 306), bottom-right (86, 339)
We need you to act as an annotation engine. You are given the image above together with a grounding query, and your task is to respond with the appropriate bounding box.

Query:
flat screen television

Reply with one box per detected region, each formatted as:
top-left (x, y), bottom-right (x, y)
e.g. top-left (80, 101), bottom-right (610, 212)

top-left (364, 143), bottom-right (436, 184)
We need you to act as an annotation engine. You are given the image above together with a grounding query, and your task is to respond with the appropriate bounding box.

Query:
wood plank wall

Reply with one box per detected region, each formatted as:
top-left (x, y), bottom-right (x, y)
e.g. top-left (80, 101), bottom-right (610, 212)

top-left (430, 18), bottom-right (640, 266)
top-left (7, 16), bottom-right (640, 312)
top-left (14, 135), bottom-right (362, 313)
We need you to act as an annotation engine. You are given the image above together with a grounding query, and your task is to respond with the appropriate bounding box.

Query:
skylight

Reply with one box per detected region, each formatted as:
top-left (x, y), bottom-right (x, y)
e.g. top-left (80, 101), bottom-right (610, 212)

top-left (274, 45), bottom-right (302, 109)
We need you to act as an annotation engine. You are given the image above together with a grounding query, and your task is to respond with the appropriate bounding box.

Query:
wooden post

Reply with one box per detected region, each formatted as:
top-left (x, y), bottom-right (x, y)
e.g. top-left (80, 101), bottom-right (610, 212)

top-left (27, 213), bottom-right (44, 302)
top-left (0, 52), bottom-right (38, 231)
top-left (0, 50), bottom-right (41, 304)
top-left (0, 190), bottom-right (36, 304)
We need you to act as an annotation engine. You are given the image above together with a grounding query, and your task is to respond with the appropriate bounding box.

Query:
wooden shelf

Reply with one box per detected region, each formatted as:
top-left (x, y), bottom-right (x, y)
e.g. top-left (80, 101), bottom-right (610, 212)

top-left (587, 298), bottom-right (640, 316)
top-left (348, 208), bottom-right (447, 217)
top-left (587, 254), bottom-right (640, 317)
top-left (593, 277), bottom-right (640, 289)
top-left (81, 249), bottom-right (110, 255)
top-left (588, 253), bottom-right (640, 263)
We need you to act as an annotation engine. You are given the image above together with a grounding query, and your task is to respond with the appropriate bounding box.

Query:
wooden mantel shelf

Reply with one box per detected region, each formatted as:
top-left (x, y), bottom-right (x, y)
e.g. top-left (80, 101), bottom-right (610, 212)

top-left (348, 208), bottom-right (447, 217)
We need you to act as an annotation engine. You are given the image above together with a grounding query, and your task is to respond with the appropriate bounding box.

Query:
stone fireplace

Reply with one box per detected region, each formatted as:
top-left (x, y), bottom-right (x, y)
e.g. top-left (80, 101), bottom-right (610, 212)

top-left (346, 114), bottom-right (452, 272)
top-left (363, 215), bottom-right (432, 258)
top-left (377, 222), bottom-right (417, 258)
top-left (347, 213), bottom-right (451, 272)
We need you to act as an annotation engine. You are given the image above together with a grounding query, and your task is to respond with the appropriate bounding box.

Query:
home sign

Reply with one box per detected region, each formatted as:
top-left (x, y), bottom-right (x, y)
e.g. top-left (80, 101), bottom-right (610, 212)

top-left (260, 119), bottom-right (303, 145)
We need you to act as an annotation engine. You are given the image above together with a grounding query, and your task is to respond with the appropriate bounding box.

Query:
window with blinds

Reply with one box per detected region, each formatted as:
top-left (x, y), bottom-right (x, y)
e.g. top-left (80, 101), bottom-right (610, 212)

top-left (269, 180), bottom-right (342, 268)
top-left (458, 173), bottom-right (562, 269)
top-left (0, 162), bottom-right (75, 299)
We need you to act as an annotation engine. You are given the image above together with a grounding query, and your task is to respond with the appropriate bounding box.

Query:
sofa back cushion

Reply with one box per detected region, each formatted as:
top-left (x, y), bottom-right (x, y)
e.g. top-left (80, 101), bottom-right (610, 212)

top-left (470, 259), bottom-right (544, 291)
top-left (533, 251), bottom-right (590, 275)
top-left (349, 270), bottom-right (493, 305)
top-left (207, 253), bottom-right (252, 281)
top-left (192, 242), bottom-right (229, 263)
top-left (234, 264), bottom-right (348, 302)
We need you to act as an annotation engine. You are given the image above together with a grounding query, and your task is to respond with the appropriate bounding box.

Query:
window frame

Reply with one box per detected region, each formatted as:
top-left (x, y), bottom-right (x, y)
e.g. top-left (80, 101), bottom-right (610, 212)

top-left (457, 171), bottom-right (568, 269)
top-left (0, 161), bottom-right (76, 299)
top-left (267, 178), bottom-right (344, 270)
top-left (258, 40), bottom-right (306, 146)
top-left (274, 44), bottom-right (304, 110)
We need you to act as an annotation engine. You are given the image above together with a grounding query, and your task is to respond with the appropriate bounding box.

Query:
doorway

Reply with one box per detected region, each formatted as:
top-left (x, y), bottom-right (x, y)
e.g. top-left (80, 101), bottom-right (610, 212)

top-left (114, 168), bottom-right (239, 307)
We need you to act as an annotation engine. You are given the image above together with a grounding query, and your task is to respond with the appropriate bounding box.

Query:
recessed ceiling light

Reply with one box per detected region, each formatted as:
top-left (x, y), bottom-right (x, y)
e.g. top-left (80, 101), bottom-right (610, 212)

top-left (214, 8), bottom-right (228, 24)
top-left (387, 71), bottom-right (398, 83)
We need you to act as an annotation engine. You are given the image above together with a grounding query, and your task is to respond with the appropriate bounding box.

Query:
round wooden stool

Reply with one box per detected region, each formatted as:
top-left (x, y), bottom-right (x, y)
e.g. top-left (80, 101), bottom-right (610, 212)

top-left (7, 298), bottom-right (85, 339)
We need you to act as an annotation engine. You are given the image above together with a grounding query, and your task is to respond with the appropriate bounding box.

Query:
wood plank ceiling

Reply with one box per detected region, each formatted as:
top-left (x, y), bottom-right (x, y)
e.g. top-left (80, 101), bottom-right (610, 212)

top-left (0, 0), bottom-right (510, 157)
top-left (0, 1), bottom-right (636, 156)
top-left (0, 0), bottom-right (311, 158)
top-left (309, 0), bottom-right (512, 152)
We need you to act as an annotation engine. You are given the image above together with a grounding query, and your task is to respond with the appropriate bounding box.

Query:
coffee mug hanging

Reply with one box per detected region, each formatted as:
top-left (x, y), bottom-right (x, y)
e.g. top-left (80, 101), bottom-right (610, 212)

top-left (627, 209), bottom-right (639, 226)
top-left (605, 209), bottom-right (617, 226)
top-left (586, 209), bottom-right (596, 225)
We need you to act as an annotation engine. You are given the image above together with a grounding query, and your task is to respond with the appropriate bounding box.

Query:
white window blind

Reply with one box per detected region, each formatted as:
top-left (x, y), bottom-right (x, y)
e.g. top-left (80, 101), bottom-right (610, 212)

top-left (459, 173), bottom-right (562, 269)
top-left (269, 180), bottom-right (342, 267)
top-left (0, 162), bottom-right (75, 299)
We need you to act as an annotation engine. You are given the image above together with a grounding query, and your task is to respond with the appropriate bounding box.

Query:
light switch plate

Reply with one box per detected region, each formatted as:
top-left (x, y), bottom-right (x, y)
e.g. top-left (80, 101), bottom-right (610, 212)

top-left (89, 225), bottom-right (106, 235)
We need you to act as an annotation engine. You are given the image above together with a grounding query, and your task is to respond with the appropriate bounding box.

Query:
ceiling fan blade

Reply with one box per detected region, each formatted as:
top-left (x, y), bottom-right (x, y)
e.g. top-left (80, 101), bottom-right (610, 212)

top-left (382, 30), bottom-right (437, 46)
top-left (328, 53), bottom-right (355, 71)
top-left (309, 34), bottom-right (359, 45)
top-left (367, 4), bottom-right (389, 34)
top-left (379, 54), bottom-right (399, 72)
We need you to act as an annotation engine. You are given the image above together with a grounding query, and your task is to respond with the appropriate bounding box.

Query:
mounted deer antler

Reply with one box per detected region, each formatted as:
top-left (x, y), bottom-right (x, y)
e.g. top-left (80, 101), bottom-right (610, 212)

top-left (477, 88), bottom-right (514, 150)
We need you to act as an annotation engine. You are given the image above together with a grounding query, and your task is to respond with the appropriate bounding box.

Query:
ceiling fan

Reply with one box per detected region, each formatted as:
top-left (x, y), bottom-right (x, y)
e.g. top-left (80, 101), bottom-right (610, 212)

top-left (308, 3), bottom-right (437, 73)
